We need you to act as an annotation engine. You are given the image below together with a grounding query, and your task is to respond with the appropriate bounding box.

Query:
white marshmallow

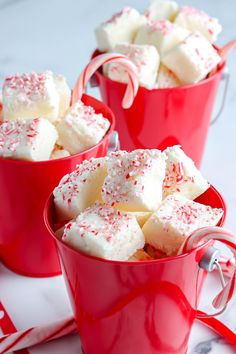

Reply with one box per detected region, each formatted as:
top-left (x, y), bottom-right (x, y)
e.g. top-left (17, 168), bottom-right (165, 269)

top-left (53, 157), bottom-right (107, 220)
top-left (62, 202), bottom-right (145, 261)
top-left (105, 43), bottom-right (160, 89)
top-left (174, 6), bottom-right (222, 43)
top-left (50, 145), bottom-right (70, 160)
top-left (2, 71), bottom-right (70, 122)
top-left (157, 64), bottom-right (181, 88)
top-left (143, 194), bottom-right (224, 256)
top-left (163, 145), bottom-right (209, 200)
top-left (0, 118), bottom-right (58, 161)
top-left (102, 149), bottom-right (166, 212)
top-left (56, 101), bottom-right (110, 155)
top-left (134, 20), bottom-right (189, 57)
top-left (53, 75), bottom-right (71, 118)
top-left (145, 0), bottom-right (179, 22)
top-left (162, 32), bottom-right (221, 84)
top-left (95, 7), bottom-right (146, 52)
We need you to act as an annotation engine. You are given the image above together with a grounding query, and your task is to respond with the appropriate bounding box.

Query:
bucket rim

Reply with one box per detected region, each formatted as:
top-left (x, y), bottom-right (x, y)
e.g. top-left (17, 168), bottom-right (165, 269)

top-left (0, 93), bottom-right (115, 167)
top-left (44, 185), bottom-right (226, 266)
top-left (92, 48), bottom-right (226, 92)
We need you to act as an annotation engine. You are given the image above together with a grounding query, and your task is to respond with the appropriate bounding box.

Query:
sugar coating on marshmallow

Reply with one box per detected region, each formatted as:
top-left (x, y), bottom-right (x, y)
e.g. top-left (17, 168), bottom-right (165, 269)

top-left (0, 118), bottom-right (58, 161)
top-left (62, 202), bottom-right (145, 261)
top-left (142, 194), bottom-right (224, 256)
top-left (162, 32), bottom-right (221, 84)
top-left (134, 20), bottom-right (189, 57)
top-left (56, 101), bottom-right (110, 155)
top-left (50, 145), bottom-right (70, 160)
top-left (105, 43), bottom-right (160, 89)
top-left (2, 71), bottom-right (70, 122)
top-left (145, 0), bottom-right (179, 22)
top-left (53, 157), bottom-right (107, 220)
top-left (174, 6), bottom-right (222, 43)
top-left (157, 64), bottom-right (181, 88)
top-left (102, 149), bottom-right (166, 212)
top-left (163, 145), bottom-right (209, 200)
top-left (95, 7), bottom-right (146, 52)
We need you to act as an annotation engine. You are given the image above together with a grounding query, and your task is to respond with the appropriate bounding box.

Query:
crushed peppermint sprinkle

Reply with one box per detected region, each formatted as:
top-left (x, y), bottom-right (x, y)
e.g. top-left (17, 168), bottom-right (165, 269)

top-left (54, 157), bottom-right (106, 204)
top-left (148, 20), bottom-right (174, 35)
top-left (102, 149), bottom-right (163, 205)
top-left (181, 5), bottom-right (211, 18)
top-left (63, 202), bottom-right (133, 243)
top-left (3, 71), bottom-right (53, 98)
top-left (158, 194), bottom-right (223, 236)
top-left (0, 118), bottom-right (40, 153)
top-left (64, 101), bottom-right (110, 131)
top-left (104, 6), bottom-right (131, 25)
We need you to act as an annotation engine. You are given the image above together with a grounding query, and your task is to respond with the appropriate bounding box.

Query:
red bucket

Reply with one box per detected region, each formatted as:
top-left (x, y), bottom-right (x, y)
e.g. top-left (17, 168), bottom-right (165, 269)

top-left (44, 185), bottom-right (226, 354)
top-left (92, 49), bottom-right (228, 167)
top-left (0, 94), bottom-right (115, 277)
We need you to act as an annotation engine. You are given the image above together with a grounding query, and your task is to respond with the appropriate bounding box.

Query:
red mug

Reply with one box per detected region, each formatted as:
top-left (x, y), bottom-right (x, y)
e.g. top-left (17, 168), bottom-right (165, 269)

top-left (0, 94), bottom-right (115, 277)
top-left (92, 49), bottom-right (228, 167)
top-left (44, 185), bottom-right (226, 354)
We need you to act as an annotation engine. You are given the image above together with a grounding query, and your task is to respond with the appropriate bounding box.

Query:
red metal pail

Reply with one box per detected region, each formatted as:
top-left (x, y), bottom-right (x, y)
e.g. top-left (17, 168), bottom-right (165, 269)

top-left (0, 94), bottom-right (115, 277)
top-left (92, 49), bottom-right (227, 167)
top-left (44, 185), bottom-right (226, 354)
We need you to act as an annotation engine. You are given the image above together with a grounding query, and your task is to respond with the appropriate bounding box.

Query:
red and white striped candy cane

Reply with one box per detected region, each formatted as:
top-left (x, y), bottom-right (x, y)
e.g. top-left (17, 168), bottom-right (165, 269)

top-left (181, 226), bottom-right (236, 310)
top-left (72, 53), bottom-right (139, 109)
top-left (0, 316), bottom-right (76, 354)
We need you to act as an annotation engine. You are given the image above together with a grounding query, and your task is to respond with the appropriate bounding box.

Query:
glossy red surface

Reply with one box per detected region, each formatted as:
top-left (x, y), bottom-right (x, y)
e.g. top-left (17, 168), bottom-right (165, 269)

top-left (44, 185), bottom-right (226, 354)
top-left (92, 49), bottom-right (225, 167)
top-left (0, 94), bottom-right (115, 277)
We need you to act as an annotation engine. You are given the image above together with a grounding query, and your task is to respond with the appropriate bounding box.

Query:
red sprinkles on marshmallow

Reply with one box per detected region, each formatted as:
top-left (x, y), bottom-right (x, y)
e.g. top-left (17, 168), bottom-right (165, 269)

top-left (102, 149), bottom-right (166, 212)
top-left (62, 202), bottom-right (145, 260)
top-left (143, 193), bottom-right (224, 256)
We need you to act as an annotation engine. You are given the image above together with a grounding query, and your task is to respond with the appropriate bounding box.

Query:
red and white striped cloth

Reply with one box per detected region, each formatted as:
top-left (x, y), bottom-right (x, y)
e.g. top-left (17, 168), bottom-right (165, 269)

top-left (72, 53), bottom-right (139, 109)
top-left (181, 226), bottom-right (236, 310)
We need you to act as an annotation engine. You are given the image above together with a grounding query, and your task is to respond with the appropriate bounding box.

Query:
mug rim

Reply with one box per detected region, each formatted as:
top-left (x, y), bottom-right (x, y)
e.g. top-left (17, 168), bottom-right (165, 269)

top-left (92, 48), bottom-right (226, 92)
top-left (44, 185), bottom-right (226, 266)
top-left (0, 93), bottom-right (115, 166)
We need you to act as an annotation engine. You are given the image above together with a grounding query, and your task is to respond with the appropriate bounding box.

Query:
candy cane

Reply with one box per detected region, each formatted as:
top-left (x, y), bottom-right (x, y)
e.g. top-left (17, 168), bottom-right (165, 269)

top-left (209, 39), bottom-right (236, 77)
top-left (72, 53), bottom-right (139, 109)
top-left (0, 316), bottom-right (77, 354)
top-left (180, 226), bottom-right (236, 310)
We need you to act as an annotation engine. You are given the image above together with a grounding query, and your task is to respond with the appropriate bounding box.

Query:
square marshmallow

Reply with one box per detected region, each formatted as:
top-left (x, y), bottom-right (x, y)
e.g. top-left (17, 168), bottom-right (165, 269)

top-left (145, 0), bottom-right (179, 22)
top-left (95, 7), bottom-right (146, 52)
top-left (0, 118), bottom-right (58, 161)
top-left (102, 149), bottom-right (166, 212)
top-left (53, 157), bottom-right (107, 220)
top-left (142, 194), bottom-right (224, 256)
top-left (163, 145), bottom-right (209, 200)
top-left (157, 64), bottom-right (181, 88)
top-left (134, 20), bottom-right (189, 57)
top-left (62, 202), bottom-right (145, 261)
top-left (105, 43), bottom-right (160, 89)
top-left (2, 71), bottom-right (71, 122)
top-left (162, 32), bottom-right (221, 84)
top-left (50, 145), bottom-right (70, 160)
top-left (174, 6), bottom-right (222, 43)
top-left (56, 101), bottom-right (110, 155)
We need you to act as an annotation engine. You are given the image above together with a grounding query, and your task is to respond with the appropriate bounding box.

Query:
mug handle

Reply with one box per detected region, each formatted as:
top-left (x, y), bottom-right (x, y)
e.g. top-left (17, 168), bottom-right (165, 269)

top-left (195, 244), bottom-right (236, 344)
top-left (210, 67), bottom-right (230, 126)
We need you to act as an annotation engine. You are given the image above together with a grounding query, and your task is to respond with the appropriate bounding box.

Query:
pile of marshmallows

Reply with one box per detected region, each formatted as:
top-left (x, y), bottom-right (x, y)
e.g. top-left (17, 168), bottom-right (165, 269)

top-left (54, 146), bottom-right (223, 261)
top-left (0, 71), bottom-right (110, 161)
top-left (95, 0), bottom-right (222, 88)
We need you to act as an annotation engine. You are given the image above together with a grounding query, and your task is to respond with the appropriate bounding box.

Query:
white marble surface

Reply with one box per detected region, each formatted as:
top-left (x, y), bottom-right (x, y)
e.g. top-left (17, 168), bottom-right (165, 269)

top-left (0, 0), bottom-right (236, 353)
